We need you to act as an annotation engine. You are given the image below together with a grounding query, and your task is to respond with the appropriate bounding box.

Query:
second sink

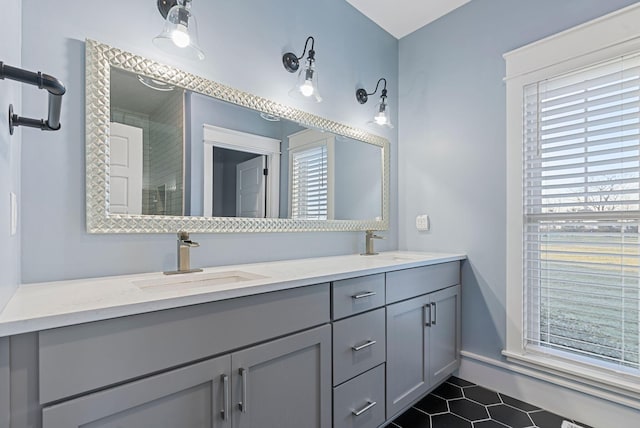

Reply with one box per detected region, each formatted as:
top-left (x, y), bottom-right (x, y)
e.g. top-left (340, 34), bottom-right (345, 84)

top-left (133, 270), bottom-right (268, 292)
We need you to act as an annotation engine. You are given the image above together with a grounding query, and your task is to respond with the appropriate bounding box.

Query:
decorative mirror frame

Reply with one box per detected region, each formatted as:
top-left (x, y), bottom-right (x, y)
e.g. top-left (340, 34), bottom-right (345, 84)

top-left (86, 39), bottom-right (390, 233)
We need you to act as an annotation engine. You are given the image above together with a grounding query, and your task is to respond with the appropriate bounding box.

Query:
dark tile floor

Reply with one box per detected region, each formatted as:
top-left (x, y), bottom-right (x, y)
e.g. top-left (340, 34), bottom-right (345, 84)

top-left (389, 376), bottom-right (592, 428)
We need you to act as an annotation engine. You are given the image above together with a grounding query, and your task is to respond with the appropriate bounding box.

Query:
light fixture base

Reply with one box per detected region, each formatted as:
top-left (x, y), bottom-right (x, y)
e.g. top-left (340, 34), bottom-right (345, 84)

top-left (356, 88), bottom-right (369, 104)
top-left (8, 104), bottom-right (15, 135)
top-left (282, 52), bottom-right (300, 73)
top-left (157, 0), bottom-right (179, 18)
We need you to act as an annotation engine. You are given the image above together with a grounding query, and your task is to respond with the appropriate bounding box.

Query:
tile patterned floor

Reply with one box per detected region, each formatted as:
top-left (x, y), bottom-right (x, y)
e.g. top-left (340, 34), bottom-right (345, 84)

top-left (389, 376), bottom-right (592, 428)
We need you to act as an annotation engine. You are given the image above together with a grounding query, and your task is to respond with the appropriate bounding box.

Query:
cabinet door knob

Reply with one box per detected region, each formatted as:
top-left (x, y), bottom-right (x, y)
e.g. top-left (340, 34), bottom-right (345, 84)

top-left (352, 400), bottom-right (377, 416)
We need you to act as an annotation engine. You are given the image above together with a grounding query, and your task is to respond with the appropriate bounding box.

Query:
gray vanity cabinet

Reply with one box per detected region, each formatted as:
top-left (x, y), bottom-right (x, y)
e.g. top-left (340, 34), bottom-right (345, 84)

top-left (386, 285), bottom-right (461, 418)
top-left (5, 260), bottom-right (463, 428)
top-left (42, 354), bottom-right (232, 428)
top-left (385, 262), bottom-right (461, 419)
top-left (42, 325), bottom-right (331, 428)
top-left (427, 285), bottom-right (461, 387)
top-left (35, 285), bottom-right (331, 428)
top-left (331, 274), bottom-right (387, 428)
top-left (231, 324), bottom-right (331, 428)
top-left (386, 294), bottom-right (431, 417)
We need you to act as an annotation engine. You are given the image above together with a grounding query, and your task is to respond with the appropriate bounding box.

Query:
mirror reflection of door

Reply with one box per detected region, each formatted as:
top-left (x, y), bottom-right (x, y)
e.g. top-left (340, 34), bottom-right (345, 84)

top-left (109, 122), bottom-right (143, 215)
top-left (212, 147), bottom-right (266, 217)
top-left (236, 155), bottom-right (267, 218)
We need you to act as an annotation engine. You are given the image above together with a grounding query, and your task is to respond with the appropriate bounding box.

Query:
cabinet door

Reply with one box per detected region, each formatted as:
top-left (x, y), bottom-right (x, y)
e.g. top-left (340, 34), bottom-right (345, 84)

top-left (42, 355), bottom-right (232, 428)
top-left (385, 295), bottom-right (430, 418)
top-left (232, 324), bottom-right (331, 428)
top-left (427, 285), bottom-right (461, 386)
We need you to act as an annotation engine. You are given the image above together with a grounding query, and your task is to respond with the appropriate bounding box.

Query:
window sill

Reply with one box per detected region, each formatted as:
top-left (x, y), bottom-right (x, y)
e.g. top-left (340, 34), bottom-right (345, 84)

top-left (502, 350), bottom-right (640, 406)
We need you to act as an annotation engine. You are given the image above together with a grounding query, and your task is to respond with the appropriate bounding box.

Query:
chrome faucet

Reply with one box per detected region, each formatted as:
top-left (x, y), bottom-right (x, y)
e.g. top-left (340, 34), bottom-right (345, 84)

top-left (164, 231), bottom-right (203, 275)
top-left (361, 230), bottom-right (384, 256)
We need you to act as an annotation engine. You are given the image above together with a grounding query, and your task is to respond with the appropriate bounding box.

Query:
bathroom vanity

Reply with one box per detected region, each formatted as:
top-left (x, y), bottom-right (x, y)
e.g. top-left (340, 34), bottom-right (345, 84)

top-left (0, 251), bottom-right (464, 428)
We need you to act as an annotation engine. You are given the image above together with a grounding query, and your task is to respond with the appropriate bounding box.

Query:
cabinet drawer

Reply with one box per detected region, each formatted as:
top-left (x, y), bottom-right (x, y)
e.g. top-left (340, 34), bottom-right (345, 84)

top-left (332, 308), bottom-right (385, 385)
top-left (38, 284), bottom-right (330, 404)
top-left (333, 364), bottom-right (385, 428)
top-left (332, 274), bottom-right (385, 320)
top-left (386, 261), bottom-right (459, 303)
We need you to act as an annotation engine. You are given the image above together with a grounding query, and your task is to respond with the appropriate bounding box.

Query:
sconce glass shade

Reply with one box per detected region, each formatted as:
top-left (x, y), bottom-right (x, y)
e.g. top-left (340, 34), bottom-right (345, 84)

top-left (370, 98), bottom-right (393, 128)
top-left (153, 2), bottom-right (205, 61)
top-left (357, 78), bottom-right (392, 128)
top-left (288, 60), bottom-right (322, 102)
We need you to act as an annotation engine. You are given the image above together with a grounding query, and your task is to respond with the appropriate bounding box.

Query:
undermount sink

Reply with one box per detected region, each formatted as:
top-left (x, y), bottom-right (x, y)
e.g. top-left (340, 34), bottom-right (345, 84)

top-left (376, 253), bottom-right (431, 262)
top-left (133, 270), bottom-right (268, 292)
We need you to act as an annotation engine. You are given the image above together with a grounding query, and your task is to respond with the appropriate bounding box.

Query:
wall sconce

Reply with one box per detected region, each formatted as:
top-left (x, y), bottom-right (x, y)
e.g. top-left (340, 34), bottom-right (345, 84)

top-left (282, 36), bottom-right (322, 103)
top-left (153, 0), bottom-right (205, 60)
top-left (356, 78), bottom-right (393, 128)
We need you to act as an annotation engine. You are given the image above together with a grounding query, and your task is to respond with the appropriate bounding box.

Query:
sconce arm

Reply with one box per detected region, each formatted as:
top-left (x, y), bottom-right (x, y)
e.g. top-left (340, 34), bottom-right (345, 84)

top-left (356, 78), bottom-right (387, 104)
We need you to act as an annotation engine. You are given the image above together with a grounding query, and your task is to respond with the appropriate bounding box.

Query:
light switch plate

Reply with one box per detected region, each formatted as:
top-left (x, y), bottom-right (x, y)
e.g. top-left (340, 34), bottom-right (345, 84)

top-left (10, 192), bottom-right (17, 236)
top-left (416, 214), bottom-right (429, 231)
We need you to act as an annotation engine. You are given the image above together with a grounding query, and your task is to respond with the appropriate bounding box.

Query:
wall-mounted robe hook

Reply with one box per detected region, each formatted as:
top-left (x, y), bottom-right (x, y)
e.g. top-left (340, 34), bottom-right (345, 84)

top-left (0, 61), bottom-right (66, 135)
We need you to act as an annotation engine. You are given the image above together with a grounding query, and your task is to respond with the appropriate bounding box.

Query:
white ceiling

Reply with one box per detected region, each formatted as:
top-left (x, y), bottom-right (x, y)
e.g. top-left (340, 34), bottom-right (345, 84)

top-left (346, 0), bottom-right (471, 39)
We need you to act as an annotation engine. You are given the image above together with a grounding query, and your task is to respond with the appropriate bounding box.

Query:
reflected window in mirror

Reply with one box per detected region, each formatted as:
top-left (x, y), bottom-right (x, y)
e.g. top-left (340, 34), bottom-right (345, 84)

top-left (288, 129), bottom-right (334, 220)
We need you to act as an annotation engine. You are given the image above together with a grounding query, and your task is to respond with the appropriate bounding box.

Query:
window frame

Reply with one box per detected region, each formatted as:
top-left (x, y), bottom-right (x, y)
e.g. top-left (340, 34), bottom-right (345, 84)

top-left (505, 3), bottom-right (640, 401)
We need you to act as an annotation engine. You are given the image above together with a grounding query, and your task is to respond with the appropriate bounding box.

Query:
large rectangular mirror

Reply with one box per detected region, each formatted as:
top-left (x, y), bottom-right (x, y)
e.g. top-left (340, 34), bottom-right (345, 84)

top-left (86, 39), bottom-right (389, 233)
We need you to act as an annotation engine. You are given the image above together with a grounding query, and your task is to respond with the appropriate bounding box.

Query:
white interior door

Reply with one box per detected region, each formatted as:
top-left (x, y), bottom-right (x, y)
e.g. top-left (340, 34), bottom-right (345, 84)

top-left (236, 156), bottom-right (266, 218)
top-left (109, 122), bottom-right (143, 215)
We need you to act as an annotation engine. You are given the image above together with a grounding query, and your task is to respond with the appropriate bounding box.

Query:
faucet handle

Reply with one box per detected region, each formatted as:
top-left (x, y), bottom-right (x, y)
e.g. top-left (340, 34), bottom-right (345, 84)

top-left (177, 231), bottom-right (199, 246)
top-left (366, 230), bottom-right (384, 239)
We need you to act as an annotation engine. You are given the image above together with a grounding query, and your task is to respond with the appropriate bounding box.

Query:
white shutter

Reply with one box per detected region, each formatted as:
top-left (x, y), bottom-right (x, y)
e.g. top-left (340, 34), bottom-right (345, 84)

top-left (290, 144), bottom-right (328, 220)
top-left (523, 53), bottom-right (640, 372)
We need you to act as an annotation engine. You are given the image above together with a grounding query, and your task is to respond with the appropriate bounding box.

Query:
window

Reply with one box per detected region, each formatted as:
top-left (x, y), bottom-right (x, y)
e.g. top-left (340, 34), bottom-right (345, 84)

top-left (290, 144), bottom-right (328, 219)
top-left (505, 3), bottom-right (640, 400)
top-left (523, 54), bottom-right (640, 372)
top-left (288, 129), bottom-right (334, 220)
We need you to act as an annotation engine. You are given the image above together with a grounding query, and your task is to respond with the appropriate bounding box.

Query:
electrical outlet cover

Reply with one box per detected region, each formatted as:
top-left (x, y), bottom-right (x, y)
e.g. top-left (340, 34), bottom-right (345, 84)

top-left (416, 214), bottom-right (430, 231)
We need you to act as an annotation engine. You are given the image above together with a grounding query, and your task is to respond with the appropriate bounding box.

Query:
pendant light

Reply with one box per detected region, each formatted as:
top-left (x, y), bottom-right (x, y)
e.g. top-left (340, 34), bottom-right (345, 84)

top-left (282, 36), bottom-right (322, 103)
top-left (153, 0), bottom-right (205, 61)
top-left (356, 78), bottom-right (393, 128)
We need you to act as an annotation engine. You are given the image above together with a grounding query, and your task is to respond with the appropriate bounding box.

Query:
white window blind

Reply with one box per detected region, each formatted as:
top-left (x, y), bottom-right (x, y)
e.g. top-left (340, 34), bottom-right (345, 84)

top-left (523, 53), bottom-right (640, 373)
top-left (290, 144), bottom-right (328, 220)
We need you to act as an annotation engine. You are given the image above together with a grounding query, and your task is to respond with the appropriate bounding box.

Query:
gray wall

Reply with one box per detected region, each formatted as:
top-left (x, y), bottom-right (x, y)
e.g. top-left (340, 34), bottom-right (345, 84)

top-left (397, 0), bottom-right (640, 363)
top-left (0, 0), bottom-right (22, 310)
top-left (19, 0), bottom-right (398, 283)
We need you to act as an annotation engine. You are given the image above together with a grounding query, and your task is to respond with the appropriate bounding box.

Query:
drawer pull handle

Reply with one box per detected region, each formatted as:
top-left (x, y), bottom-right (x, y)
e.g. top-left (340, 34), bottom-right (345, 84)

top-left (239, 368), bottom-right (248, 413)
top-left (431, 302), bottom-right (437, 325)
top-left (352, 340), bottom-right (377, 352)
top-left (352, 291), bottom-right (376, 299)
top-left (221, 374), bottom-right (229, 420)
top-left (424, 304), bottom-right (432, 327)
top-left (352, 400), bottom-right (377, 416)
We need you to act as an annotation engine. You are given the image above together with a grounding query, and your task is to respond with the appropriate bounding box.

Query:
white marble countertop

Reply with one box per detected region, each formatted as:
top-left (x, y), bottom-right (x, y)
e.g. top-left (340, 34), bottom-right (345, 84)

top-left (0, 251), bottom-right (465, 337)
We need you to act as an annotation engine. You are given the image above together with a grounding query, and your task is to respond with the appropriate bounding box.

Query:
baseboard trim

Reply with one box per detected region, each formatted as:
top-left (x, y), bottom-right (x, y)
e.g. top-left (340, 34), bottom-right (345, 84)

top-left (458, 351), bottom-right (640, 427)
